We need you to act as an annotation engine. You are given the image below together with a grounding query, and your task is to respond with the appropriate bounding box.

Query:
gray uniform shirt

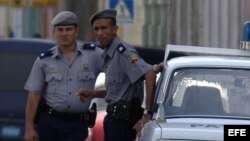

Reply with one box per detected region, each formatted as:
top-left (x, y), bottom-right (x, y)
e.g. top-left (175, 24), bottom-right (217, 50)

top-left (24, 43), bottom-right (103, 113)
top-left (103, 37), bottom-right (152, 104)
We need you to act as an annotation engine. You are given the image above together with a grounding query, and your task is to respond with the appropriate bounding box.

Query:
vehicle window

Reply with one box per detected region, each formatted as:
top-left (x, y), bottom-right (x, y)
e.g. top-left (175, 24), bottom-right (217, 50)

top-left (165, 68), bottom-right (250, 118)
top-left (0, 51), bottom-right (37, 90)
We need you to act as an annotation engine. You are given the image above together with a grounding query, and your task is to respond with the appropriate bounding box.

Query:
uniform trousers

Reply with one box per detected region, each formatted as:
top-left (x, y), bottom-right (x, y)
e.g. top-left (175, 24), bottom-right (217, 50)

top-left (104, 114), bottom-right (136, 141)
top-left (36, 111), bottom-right (88, 141)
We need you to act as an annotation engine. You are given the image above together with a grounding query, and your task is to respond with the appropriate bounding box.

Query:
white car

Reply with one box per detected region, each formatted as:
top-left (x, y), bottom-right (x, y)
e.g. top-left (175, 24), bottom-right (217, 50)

top-left (139, 44), bottom-right (250, 141)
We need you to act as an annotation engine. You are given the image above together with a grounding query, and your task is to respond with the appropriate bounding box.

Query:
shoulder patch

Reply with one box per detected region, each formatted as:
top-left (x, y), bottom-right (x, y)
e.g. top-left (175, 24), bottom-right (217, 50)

top-left (82, 43), bottom-right (96, 50)
top-left (39, 51), bottom-right (53, 59)
top-left (117, 43), bottom-right (126, 54)
top-left (128, 54), bottom-right (138, 64)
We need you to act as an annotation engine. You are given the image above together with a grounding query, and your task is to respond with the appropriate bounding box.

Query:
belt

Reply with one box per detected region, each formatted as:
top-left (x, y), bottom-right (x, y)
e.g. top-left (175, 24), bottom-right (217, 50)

top-left (106, 101), bottom-right (132, 121)
top-left (106, 102), bottom-right (131, 114)
top-left (106, 99), bottom-right (144, 125)
top-left (44, 105), bottom-right (86, 120)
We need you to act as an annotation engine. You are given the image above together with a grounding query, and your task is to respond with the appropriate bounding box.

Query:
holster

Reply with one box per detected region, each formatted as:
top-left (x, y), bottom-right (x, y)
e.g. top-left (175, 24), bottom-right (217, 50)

top-left (85, 103), bottom-right (97, 128)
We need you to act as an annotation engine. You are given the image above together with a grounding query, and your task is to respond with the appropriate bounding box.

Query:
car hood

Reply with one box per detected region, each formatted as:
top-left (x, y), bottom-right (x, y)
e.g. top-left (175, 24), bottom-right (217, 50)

top-left (160, 120), bottom-right (222, 140)
top-left (141, 117), bottom-right (250, 141)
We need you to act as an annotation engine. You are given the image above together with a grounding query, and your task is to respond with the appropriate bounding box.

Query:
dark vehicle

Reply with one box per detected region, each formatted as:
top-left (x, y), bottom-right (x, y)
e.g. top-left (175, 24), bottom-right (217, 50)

top-left (0, 38), bottom-right (56, 141)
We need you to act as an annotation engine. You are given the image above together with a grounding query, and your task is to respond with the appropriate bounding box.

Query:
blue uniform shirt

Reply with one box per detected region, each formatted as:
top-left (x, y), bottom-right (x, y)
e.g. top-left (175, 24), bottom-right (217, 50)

top-left (24, 43), bottom-right (103, 113)
top-left (103, 37), bottom-right (152, 104)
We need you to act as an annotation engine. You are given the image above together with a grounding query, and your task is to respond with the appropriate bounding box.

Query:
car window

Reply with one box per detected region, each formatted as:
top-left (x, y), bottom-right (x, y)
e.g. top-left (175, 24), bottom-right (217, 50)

top-left (0, 51), bottom-right (37, 90)
top-left (165, 68), bottom-right (250, 118)
top-left (0, 39), bottom-right (55, 119)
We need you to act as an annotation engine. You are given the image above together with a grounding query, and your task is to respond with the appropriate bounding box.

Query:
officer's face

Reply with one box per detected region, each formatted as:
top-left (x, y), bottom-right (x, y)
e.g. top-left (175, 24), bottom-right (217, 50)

top-left (92, 19), bottom-right (118, 49)
top-left (54, 25), bottom-right (78, 47)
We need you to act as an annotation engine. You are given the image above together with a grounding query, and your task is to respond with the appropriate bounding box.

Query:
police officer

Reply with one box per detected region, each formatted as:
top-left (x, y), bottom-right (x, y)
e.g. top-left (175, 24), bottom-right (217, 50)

top-left (77, 9), bottom-right (156, 141)
top-left (24, 11), bottom-right (103, 141)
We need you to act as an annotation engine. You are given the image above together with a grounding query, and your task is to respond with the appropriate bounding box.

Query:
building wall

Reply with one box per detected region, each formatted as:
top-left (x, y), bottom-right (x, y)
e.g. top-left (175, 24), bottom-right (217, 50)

top-left (1, 0), bottom-right (250, 49)
top-left (143, 0), bottom-right (250, 49)
top-left (0, 6), bottom-right (10, 37)
top-left (64, 0), bottom-right (98, 41)
top-left (0, 4), bottom-right (57, 38)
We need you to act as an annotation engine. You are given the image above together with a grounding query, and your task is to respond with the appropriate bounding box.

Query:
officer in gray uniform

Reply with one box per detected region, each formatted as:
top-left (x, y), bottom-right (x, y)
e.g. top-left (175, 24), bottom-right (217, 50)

top-left (77, 9), bottom-right (156, 141)
top-left (24, 11), bottom-right (103, 141)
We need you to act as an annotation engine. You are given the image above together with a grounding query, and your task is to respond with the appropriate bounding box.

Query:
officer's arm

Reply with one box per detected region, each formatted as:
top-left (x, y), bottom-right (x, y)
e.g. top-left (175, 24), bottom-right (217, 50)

top-left (77, 89), bottom-right (106, 101)
top-left (133, 69), bottom-right (156, 136)
top-left (25, 93), bottom-right (42, 130)
top-left (93, 90), bottom-right (106, 98)
top-left (144, 69), bottom-right (156, 114)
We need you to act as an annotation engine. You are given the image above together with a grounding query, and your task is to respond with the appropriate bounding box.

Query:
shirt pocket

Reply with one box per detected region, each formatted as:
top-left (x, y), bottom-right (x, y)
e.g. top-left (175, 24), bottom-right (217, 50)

top-left (78, 72), bottom-right (96, 88)
top-left (106, 76), bottom-right (123, 95)
top-left (78, 72), bottom-right (95, 80)
top-left (45, 73), bottom-right (63, 92)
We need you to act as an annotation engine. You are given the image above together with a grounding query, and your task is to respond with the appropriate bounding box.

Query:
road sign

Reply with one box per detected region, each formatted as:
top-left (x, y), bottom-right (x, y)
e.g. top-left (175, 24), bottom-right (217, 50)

top-left (109, 0), bottom-right (134, 23)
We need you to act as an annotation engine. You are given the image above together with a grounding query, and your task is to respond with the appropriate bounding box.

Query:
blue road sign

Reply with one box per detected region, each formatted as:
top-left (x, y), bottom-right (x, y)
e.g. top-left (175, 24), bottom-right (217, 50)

top-left (109, 0), bottom-right (134, 23)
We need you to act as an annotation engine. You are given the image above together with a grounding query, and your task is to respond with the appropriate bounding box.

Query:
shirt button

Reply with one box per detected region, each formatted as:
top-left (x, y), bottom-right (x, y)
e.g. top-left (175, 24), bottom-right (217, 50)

top-left (69, 78), bottom-right (72, 81)
top-left (69, 92), bottom-right (72, 95)
top-left (67, 105), bottom-right (70, 108)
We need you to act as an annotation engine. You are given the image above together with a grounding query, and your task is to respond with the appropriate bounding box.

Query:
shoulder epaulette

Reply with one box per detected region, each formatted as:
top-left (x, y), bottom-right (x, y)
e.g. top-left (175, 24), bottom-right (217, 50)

top-left (82, 43), bottom-right (96, 50)
top-left (39, 51), bottom-right (53, 59)
top-left (116, 43), bottom-right (126, 54)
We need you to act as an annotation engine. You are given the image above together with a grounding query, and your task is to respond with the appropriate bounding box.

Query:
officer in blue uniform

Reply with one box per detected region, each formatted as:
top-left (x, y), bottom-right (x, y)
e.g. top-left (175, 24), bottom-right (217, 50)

top-left (77, 9), bottom-right (157, 141)
top-left (24, 11), bottom-right (103, 141)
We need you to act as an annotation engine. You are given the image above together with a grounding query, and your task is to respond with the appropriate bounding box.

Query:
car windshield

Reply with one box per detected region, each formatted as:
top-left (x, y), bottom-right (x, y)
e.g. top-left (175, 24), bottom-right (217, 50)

top-left (164, 68), bottom-right (250, 119)
top-left (0, 51), bottom-right (37, 90)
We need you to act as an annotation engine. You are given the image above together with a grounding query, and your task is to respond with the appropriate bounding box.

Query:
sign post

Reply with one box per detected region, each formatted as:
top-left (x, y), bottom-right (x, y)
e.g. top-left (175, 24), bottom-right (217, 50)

top-left (109, 0), bottom-right (134, 23)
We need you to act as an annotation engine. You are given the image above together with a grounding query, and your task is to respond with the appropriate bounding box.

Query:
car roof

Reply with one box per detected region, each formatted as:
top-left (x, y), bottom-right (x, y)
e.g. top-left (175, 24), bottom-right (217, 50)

top-left (167, 56), bottom-right (250, 69)
top-left (0, 38), bottom-right (56, 53)
top-left (164, 44), bottom-right (250, 62)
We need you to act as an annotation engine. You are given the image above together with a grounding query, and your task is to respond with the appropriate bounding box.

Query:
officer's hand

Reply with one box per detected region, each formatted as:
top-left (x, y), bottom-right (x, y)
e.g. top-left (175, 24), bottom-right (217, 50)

top-left (76, 88), bottom-right (94, 101)
top-left (24, 128), bottom-right (38, 141)
top-left (153, 62), bottom-right (164, 73)
top-left (133, 114), bottom-right (151, 137)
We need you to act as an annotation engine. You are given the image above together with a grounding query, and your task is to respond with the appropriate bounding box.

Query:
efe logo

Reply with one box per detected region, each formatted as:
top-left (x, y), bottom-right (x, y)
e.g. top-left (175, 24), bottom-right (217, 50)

top-left (224, 125), bottom-right (249, 140)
